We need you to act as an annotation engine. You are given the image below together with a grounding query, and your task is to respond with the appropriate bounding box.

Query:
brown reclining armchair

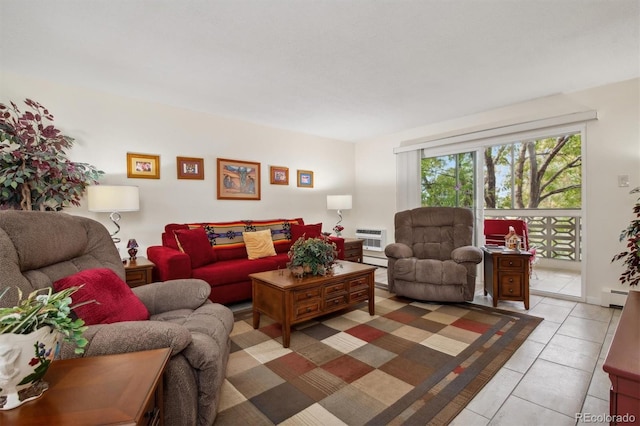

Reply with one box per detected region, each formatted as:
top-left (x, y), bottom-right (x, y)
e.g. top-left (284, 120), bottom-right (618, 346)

top-left (0, 211), bottom-right (234, 426)
top-left (385, 207), bottom-right (483, 302)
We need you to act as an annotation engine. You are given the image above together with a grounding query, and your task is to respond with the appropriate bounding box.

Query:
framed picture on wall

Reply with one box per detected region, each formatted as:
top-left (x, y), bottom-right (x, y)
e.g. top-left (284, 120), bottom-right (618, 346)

top-left (177, 156), bottom-right (204, 180)
top-left (127, 152), bottom-right (160, 179)
top-left (297, 170), bottom-right (314, 188)
top-left (217, 158), bottom-right (261, 200)
top-left (270, 166), bottom-right (289, 185)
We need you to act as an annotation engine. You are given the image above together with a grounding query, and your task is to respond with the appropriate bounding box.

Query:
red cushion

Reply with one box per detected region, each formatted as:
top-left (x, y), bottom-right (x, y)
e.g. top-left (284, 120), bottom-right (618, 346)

top-left (53, 268), bottom-right (149, 325)
top-left (174, 227), bottom-right (217, 268)
top-left (291, 223), bottom-right (322, 242)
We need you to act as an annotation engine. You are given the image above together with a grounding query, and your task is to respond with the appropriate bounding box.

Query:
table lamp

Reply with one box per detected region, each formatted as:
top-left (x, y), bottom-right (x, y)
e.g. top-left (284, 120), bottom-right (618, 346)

top-left (127, 239), bottom-right (139, 260)
top-left (87, 185), bottom-right (140, 243)
top-left (327, 195), bottom-right (352, 236)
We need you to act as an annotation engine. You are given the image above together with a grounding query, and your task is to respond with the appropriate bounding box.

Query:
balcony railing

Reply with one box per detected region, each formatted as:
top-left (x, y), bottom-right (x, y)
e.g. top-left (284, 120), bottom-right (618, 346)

top-left (484, 209), bottom-right (582, 263)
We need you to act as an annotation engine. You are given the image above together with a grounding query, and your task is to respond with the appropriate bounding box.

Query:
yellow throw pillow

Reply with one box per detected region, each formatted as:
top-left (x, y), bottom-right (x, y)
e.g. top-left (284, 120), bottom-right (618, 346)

top-left (243, 229), bottom-right (277, 260)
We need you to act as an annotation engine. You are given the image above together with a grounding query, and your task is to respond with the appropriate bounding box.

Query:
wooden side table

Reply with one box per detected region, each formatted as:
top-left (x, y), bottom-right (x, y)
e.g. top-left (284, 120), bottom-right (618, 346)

top-left (125, 257), bottom-right (155, 287)
top-left (2, 348), bottom-right (171, 425)
top-left (483, 248), bottom-right (532, 309)
top-left (343, 238), bottom-right (364, 263)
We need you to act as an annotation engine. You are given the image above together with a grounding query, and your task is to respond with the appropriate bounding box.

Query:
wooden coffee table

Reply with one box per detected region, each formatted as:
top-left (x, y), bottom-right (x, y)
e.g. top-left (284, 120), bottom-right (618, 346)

top-left (250, 260), bottom-right (377, 347)
top-left (3, 348), bottom-right (171, 425)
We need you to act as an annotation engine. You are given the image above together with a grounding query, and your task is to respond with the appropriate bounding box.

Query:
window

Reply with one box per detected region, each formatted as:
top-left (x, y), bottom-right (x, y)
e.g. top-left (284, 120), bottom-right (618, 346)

top-left (421, 152), bottom-right (476, 208)
top-left (484, 133), bottom-right (582, 209)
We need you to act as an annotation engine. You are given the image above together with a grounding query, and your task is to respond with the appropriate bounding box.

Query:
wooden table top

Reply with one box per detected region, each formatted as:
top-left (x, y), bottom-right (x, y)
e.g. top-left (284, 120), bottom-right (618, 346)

top-left (2, 348), bottom-right (171, 425)
top-left (249, 260), bottom-right (377, 289)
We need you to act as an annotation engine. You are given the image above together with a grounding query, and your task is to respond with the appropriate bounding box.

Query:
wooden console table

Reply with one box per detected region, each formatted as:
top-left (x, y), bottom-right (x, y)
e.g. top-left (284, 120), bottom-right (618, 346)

top-left (2, 348), bottom-right (171, 425)
top-left (251, 261), bottom-right (377, 347)
top-left (603, 291), bottom-right (640, 424)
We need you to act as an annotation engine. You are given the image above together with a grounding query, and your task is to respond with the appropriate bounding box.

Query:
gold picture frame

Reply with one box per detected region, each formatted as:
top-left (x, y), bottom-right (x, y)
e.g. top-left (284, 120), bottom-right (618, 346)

top-left (217, 158), bottom-right (261, 200)
top-left (270, 166), bottom-right (289, 185)
top-left (127, 153), bottom-right (160, 179)
top-left (177, 156), bottom-right (204, 180)
top-left (297, 170), bottom-right (314, 188)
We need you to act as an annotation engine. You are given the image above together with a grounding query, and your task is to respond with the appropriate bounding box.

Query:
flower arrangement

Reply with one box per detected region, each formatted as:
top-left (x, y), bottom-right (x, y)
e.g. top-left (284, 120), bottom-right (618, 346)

top-left (612, 186), bottom-right (640, 286)
top-left (333, 224), bottom-right (344, 236)
top-left (0, 286), bottom-right (90, 354)
top-left (287, 236), bottom-right (339, 277)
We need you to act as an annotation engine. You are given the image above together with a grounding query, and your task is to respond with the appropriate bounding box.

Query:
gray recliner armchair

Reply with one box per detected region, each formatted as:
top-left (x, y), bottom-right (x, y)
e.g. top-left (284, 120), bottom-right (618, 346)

top-left (385, 207), bottom-right (483, 302)
top-left (0, 211), bottom-right (234, 426)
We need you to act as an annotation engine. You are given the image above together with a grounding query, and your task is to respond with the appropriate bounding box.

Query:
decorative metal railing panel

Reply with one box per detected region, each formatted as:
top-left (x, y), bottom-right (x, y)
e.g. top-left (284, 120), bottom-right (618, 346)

top-left (485, 210), bottom-right (582, 262)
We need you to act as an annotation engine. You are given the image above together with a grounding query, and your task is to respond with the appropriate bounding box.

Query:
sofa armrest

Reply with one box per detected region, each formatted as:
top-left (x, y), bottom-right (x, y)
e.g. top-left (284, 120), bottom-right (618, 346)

top-left (385, 243), bottom-right (414, 259)
top-left (451, 246), bottom-right (483, 264)
top-left (147, 245), bottom-right (192, 281)
top-left (132, 279), bottom-right (211, 315)
top-left (59, 320), bottom-right (192, 359)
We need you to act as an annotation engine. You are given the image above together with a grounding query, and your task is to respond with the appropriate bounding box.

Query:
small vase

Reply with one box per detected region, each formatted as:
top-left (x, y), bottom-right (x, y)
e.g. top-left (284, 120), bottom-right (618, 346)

top-left (0, 326), bottom-right (60, 410)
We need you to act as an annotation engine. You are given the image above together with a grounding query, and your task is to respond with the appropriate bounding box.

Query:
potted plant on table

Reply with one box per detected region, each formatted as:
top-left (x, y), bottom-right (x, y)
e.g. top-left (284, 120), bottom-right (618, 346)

top-left (0, 286), bottom-right (89, 410)
top-left (287, 236), bottom-right (339, 277)
top-left (612, 187), bottom-right (640, 287)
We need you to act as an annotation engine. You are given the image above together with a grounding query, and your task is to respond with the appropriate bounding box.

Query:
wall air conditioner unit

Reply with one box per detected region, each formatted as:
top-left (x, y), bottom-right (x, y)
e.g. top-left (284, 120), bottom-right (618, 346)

top-left (600, 288), bottom-right (629, 308)
top-left (355, 228), bottom-right (387, 252)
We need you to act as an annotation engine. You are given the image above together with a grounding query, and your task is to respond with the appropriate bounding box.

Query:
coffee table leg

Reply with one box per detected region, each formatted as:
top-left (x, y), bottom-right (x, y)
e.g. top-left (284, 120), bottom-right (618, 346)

top-left (253, 309), bottom-right (260, 329)
top-left (282, 322), bottom-right (290, 348)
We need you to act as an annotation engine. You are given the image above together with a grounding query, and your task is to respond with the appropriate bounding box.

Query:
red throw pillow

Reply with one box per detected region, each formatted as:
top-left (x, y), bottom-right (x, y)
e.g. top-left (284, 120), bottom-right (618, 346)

top-left (174, 227), bottom-right (217, 268)
top-left (53, 268), bottom-right (149, 325)
top-left (291, 223), bottom-right (322, 241)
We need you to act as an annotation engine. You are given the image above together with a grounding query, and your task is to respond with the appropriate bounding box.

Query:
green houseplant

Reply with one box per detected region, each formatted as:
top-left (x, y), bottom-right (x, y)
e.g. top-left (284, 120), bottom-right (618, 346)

top-left (0, 286), bottom-right (90, 410)
top-left (612, 186), bottom-right (640, 287)
top-left (0, 99), bottom-right (103, 211)
top-left (287, 236), bottom-right (339, 277)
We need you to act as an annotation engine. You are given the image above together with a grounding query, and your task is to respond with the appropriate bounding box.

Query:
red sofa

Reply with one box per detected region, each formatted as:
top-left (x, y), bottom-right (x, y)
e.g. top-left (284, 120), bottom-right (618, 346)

top-left (147, 218), bottom-right (344, 304)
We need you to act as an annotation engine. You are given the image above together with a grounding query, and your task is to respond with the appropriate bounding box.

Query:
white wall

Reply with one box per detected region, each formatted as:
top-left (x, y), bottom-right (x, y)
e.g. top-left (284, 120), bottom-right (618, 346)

top-left (354, 78), bottom-right (640, 304)
top-left (0, 72), bottom-right (356, 255)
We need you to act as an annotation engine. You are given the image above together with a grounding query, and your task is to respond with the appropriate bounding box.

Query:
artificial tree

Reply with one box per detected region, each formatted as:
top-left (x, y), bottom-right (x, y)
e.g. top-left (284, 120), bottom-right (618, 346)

top-left (612, 187), bottom-right (640, 287)
top-left (0, 99), bottom-right (103, 211)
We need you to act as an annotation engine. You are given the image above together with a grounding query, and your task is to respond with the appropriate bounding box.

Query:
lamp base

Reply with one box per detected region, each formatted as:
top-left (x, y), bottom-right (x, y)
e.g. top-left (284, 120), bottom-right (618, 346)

top-left (127, 248), bottom-right (138, 260)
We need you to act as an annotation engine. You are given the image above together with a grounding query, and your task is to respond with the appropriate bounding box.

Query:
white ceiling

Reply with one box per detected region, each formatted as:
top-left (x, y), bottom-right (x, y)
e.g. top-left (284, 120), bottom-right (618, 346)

top-left (1, 1), bottom-right (638, 141)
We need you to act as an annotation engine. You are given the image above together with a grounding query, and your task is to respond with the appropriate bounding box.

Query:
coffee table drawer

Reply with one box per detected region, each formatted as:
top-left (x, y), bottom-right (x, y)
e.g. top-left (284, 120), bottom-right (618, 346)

top-left (350, 288), bottom-right (369, 303)
top-left (294, 288), bottom-right (321, 302)
top-left (325, 282), bottom-right (347, 296)
top-left (325, 294), bottom-right (349, 310)
top-left (294, 301), bottom-right (322, 320)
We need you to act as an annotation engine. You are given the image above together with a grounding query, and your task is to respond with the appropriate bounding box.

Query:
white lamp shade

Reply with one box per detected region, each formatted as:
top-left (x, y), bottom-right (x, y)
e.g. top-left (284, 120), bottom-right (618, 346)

top-left (87, 185), bottom-right (140, 212)
top-left (327, 195), bottom-right (352, 210)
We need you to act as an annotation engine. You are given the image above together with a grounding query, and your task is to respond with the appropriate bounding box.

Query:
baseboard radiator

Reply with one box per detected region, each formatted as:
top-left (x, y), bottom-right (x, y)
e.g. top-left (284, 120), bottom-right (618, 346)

top-left (363, 256), bottom-right (388, 268)
top-left (600, 287), bottom-right (629, 308)
top-left (355, 228), bottom-right (386, 252)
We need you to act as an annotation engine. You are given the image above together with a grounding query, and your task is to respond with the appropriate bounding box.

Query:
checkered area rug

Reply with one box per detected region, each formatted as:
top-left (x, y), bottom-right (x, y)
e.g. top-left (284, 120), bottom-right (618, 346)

top-left (215, 287), bottom-right (542, 425)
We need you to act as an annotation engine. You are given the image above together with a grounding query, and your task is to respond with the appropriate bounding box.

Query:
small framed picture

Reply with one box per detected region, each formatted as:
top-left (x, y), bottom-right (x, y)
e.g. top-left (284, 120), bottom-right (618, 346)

top-left (217, 158), bottom-right (261, 200)
top-left (177, 156), bottom-right (204, 180)
top-left (297, 170), bottom-right (314, 188)
top-left (127, 153), bottom-right (160, 179)
top-left (270, 166), bottom-right (289, 185)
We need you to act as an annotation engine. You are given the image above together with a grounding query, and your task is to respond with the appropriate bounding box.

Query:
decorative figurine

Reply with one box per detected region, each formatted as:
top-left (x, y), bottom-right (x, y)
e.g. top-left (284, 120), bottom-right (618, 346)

top-left (504, 226), bottom-right (521, 251)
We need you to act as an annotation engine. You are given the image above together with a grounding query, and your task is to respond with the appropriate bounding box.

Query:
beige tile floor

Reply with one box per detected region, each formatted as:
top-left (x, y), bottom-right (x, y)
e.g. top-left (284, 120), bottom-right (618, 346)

top-left (374, 267), bottom-right (620, 426)
top-left (530, 266), bottom-right (582, 298)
